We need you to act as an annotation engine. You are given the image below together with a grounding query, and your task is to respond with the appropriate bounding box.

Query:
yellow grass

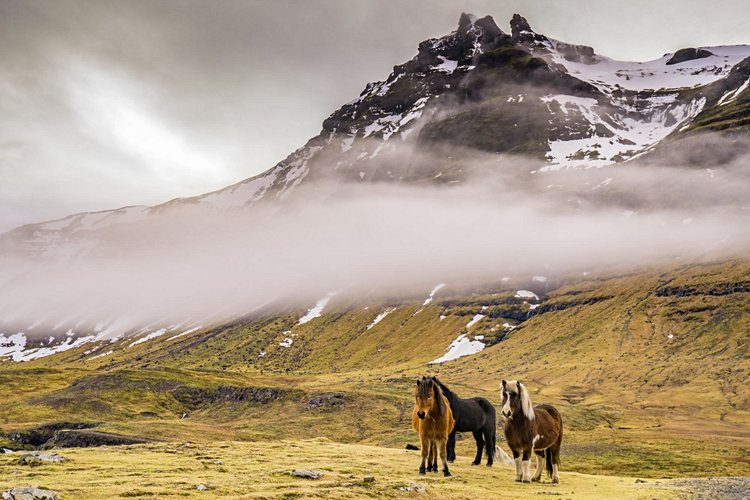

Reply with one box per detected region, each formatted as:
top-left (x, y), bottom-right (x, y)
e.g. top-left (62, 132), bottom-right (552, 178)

top-left (0, 439), bottom-right (684, 499)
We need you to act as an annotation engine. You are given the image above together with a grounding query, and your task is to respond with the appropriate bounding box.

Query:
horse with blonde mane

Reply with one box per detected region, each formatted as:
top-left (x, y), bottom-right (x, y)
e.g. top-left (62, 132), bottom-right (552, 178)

top-left (412, 376), bottom-right (455, 477)
top-left (500, 379), bottom-right (563, 483)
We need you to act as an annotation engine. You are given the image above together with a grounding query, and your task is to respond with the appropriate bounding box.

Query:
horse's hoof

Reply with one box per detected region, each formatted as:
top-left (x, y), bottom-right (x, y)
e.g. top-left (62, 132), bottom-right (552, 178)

top-left (552, 478), bottom-right (559, 484)
top-left (443, 470), bottom-right (451, 477)
top-left (514, 478), bottom-right (522, 482)
top-left (486, 463), bottom-right (493, 467)
top-left (531, 477), bottom-right (541, 483)
top-left (522, 479), bottom-right (531, 483)
top-left (471, 461), bottom-right (480, 466)
top-left (419, 468), bottom-right (426, 475)
top-left (448, 459), bottom-right (455, 463)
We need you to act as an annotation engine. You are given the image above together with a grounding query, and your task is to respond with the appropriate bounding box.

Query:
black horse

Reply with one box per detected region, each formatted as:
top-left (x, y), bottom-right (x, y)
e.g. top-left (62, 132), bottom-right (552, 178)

top-left (432, 377), bottom-right (496, 466)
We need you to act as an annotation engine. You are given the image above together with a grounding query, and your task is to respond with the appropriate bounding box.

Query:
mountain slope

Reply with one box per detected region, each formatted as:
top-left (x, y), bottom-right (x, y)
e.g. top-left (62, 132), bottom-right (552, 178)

top-left (1, 259), bottom-right (749, 479)
top-left (2, 12), bottom-right (750, 358)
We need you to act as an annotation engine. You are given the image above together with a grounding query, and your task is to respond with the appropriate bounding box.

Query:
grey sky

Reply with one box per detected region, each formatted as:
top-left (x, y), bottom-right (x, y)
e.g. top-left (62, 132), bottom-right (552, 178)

top-left (1, 0), bottom-right (749, 232)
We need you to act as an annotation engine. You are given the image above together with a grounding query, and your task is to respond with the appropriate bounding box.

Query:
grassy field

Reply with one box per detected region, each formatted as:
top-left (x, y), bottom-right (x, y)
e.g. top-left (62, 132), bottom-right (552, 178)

top-left (1, 260), bottom-right (749, 496)
top-left (0, 439), bottom-right (688, 499)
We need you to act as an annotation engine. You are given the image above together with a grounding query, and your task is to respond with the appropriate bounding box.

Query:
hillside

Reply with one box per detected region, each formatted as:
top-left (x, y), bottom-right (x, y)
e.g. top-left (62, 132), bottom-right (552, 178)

top-left (2, 259), bottom-right (749, 485)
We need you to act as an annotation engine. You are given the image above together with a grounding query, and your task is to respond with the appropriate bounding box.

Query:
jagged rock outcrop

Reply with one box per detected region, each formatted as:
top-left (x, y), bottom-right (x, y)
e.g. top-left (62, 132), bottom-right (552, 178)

top-left (510, 13), bottom-right (547, 44)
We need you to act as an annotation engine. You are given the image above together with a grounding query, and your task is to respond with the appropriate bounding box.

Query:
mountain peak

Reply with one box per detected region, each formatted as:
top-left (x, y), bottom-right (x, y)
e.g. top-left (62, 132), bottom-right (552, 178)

top-left (510, 13), bottom-right (546, 43)
top-left (457, 12), bottom-right (504, 38)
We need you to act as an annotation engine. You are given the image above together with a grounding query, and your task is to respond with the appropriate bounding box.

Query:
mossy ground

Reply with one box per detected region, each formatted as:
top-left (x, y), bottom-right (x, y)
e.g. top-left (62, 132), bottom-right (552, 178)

top-left (0, 439), bottom-right (685, 499)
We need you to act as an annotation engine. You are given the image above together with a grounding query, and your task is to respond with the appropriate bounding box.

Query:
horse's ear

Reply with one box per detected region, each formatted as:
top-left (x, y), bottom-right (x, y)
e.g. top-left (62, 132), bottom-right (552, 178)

top-left (501, 379), bottom-right (507, 389)
top-left (416, 379), bottom-right (421, 386)
top-left (516, 381), bottom-right (521, 390)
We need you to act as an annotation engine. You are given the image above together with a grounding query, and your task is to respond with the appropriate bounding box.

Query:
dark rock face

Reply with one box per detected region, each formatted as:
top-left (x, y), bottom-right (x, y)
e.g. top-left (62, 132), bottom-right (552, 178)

top-left (171, 385), bottom-right (288, 407)
top-left (666, 48), bottom-right (714, 65)
top-left (322, 13), bottom-right (514, 138)
top-left (556, 43), bottom-right (598, 64)
top-left (43, 430), bottom-right (151, 448)
top-left (6, 422), bottom-right (99, 447)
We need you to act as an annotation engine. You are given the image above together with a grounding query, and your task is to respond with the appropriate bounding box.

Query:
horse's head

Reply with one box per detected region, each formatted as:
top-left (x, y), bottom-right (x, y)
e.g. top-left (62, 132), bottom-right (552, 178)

top-left (414, 376), bottom-right (444, 419)
top-left (500, 379), bottom-right (535, 421)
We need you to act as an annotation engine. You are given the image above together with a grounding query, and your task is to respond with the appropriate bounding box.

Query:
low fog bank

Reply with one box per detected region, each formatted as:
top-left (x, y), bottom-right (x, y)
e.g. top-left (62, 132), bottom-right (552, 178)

top-left (2, 137), bottom-right (750, 339)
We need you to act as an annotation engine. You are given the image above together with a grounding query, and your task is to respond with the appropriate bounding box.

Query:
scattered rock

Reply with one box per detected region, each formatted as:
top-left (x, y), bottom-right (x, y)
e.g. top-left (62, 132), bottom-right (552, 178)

top-left (195, 484), bottom-right (207, 491)
top-left (289, 469), bottom-right (323, 479)
top-left (214, 460), bottom-right (223, 465)
top-left (1, 448), bottom-right (14, 454)
top-left (398, 482), bottom-right (426, 493)
top-left (635, 478), bottom-right (647, 483)
top-left (405, 444), bottom-right (419, 451)
top-left (494, 445), bottom-right (515, 465)
top-left (1, 487), bottom-right (61, 500)
top-left (172, 385), bottom-right (287, 407)
top-left (669, 476), bottom-right (750, 500)
top-left (17, 452), bottom-right (66, 465)
top-left (138, 411), bottom-right (158, 418)
top-left (363, 475), bottom-right (375, 483)
top-left (303, 392), bottom-right (349, 410)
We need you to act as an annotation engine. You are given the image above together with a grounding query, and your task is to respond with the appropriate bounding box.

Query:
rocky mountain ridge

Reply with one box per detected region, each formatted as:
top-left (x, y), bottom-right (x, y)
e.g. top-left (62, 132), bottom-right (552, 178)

top-left (4, 13), bottom-right (750, 251)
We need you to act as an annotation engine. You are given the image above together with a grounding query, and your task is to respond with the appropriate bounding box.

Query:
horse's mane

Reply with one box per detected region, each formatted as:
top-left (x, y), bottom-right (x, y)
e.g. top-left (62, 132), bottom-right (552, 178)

top-left (432, 379), bottom-right (445, 416)
top-left (518, 382), bottom-right (535, 421)
top-left (431, 377), bottom-right (456, 401)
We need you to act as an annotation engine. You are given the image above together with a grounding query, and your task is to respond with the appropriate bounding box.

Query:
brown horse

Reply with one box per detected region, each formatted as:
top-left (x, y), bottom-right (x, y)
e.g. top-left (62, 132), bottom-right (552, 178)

top-left (500, 380), bottom-right (563, 483)
top-left (412, 376), bottom-right (455, 477)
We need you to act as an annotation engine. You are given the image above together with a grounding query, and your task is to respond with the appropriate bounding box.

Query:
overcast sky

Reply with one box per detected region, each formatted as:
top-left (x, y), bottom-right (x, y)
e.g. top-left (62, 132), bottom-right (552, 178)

top-left (1, 0), bottom-right (749, 232)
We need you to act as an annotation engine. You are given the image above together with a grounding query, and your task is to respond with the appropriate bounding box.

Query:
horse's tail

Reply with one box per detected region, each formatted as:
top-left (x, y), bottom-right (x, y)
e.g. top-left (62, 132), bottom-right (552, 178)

top-left (541, 404), bottom-right (563, 475)
top-left (545, 448), bottom-right (554, 478)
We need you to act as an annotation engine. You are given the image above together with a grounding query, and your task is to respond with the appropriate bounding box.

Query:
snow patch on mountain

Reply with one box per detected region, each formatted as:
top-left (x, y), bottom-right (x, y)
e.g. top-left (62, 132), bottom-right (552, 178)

top-left (0, 331), bottom-right (97, 362)
top-left (423, 284), bottom-right (446, 306)
top-left (367, 308), bottom-right (396, 330)
top-left (299, 293), bottom-right (336, 324)
top-left (465, 314), bottom-right (485, 329)
top-left (429, 333), bottom-right (485, 364)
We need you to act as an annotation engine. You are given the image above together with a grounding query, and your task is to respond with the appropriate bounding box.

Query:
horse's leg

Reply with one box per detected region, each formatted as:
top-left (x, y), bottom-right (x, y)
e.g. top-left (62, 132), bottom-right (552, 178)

top-left (521, 448), bottom-right (532, 483)
top-left (471, 430), bottom-right (484, 465)
top-left (551, 443), bottom-right (561, 483)
top-left (419, 435), bottom-right (428, 474)
top-left (440, 438), bottom-right (451, 477)
top-left (429, 441), bottom-right (438, 472)
top-left (532, 450), bottom-right (544, 482)
top-left (512, 449), bottom-right (522, 482)
top-left (447, 429), bottom-right (456, 462)
top-left (484, 427), bottom-right (495, 467)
